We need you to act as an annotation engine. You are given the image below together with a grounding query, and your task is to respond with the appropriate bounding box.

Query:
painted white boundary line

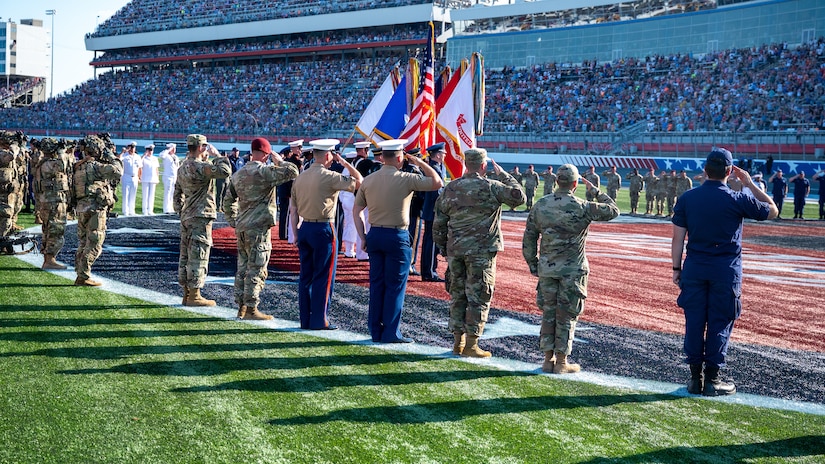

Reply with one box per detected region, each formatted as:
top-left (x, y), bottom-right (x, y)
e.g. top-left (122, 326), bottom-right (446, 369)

top-left (14, 251), bottom-right (825, 417)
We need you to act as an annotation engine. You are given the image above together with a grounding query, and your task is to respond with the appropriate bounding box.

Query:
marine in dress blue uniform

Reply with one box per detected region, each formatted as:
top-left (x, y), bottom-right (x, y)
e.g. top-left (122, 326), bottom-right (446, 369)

top-left (672, 148), bottom-right (778, 396)
top-left (353, 139), bottom-right (443, 343)
top-left (289, 139), bottom-right (361, 330)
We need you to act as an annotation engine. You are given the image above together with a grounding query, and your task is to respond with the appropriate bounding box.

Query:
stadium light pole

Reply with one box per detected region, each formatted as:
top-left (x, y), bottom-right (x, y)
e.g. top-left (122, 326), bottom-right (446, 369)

top-left (45, 9), bottom-right (56, 99)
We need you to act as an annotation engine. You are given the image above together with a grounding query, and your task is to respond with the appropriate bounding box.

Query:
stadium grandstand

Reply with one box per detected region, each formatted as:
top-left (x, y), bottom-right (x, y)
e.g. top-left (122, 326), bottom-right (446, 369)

top-left (1, 0), bottom-right (825, 159)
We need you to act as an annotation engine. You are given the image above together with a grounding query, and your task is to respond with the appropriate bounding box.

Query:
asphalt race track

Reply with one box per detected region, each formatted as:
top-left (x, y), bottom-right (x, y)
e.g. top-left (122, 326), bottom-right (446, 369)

top-left (56, 213), bottom-right (825, 405)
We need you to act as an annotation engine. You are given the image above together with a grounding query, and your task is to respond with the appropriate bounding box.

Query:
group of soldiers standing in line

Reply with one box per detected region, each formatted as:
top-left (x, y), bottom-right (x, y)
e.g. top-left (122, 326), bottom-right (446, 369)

top-left (0, 131), bottom-right (123, 286)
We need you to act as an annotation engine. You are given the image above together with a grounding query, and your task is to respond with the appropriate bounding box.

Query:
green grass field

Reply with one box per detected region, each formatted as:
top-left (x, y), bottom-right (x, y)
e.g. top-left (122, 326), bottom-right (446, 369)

top-left (1, 257), bottom-right (823, 463)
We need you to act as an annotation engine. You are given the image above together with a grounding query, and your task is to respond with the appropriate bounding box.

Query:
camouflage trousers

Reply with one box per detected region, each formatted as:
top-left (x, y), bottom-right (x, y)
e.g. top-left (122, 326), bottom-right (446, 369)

top-left (606, 187), bottom-right (618, 201)
top-left (234, 227), bottom-right (272, 309)
top-left (40, 200), bottom-right (68, 256)
top-left (537, 272), bottom-right (588, 355)
top-left (655, 196), bottom-right (665, 214)
top-left (645, 191), bottom-right (655, 213)
top-left (666, 191), bottom-right (676, 215)
top-left (0, 191), bottom-right (17, 236)
top-left (74, 210), bottom-right (108, 280)
top-left (178, 217), bottom-right (213, 289)
top-left (447, 252), bottom-right (496, 337)
top-left (629, 191), bottom-right (641, 212)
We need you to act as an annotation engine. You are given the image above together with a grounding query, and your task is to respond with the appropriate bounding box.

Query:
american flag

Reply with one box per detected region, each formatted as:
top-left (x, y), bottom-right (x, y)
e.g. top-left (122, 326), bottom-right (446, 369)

top-left (400, 22), bottom-right (435, 151)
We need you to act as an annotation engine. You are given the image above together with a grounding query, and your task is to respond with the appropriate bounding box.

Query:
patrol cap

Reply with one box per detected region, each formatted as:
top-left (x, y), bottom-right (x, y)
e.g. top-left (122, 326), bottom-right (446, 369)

top-left (556, 164), bottom-right (580, 184)
top-left (706, 147), bottom-right (733, 167)
top-left (426, 142), bottom-right (446, 153)
top-left (288, 139), bottom-right (304, 148)
top-left (463, 148), bottom-right (487, 166)
top-left (354, 141), bottom-right (371, 149)
top-left (251, 137), bottom-right (273, 154)
top-left (187, 134), bottom-right (207, 146)
top-left (310, 139), bottom-right (340, 152)
top-left (378, 139), bottom-right (407, 153)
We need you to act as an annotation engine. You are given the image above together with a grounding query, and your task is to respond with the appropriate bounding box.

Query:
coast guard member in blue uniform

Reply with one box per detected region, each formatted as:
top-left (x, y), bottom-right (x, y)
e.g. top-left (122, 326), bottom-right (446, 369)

top-left (671, 148), bottom-right (777, 396)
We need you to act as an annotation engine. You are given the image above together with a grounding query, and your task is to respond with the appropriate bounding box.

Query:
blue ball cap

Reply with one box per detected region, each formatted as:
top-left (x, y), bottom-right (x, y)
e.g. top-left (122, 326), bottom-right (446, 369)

top-left (706, 148), bottom-right (733, 166)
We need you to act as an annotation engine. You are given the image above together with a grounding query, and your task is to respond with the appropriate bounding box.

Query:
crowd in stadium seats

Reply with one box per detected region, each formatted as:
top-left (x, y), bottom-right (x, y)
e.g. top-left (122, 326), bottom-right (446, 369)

top-left (91, 0), bottom-right (472, 37)
top-left (0, 78), bottom-right (44, 105)
top-left (1, 39), bottom-right (824, 136)
top-left (92, 26), bottom-right (424, 64)
top-left (485, 38), bottom-right (825, 133)
top-left (461, 0), bottom-right (717, 35)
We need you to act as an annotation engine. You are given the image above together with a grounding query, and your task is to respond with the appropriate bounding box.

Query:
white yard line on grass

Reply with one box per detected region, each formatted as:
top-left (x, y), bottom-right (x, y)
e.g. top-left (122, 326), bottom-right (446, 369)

top-left (15, 251), bottom-right (825, 417)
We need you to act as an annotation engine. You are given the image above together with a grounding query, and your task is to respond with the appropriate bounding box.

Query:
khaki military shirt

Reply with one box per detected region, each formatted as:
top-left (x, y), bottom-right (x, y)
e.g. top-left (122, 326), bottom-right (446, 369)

top-left (291, 162), bottom-right (357, 221)
top-left (522, 187), bottom-right (619, 278)
top-left (433, 171), bottom-right (525, 256)
top-left (354, 164), bottom-right (436, 228)
top-left (224, 160), bottom-right (299, 231)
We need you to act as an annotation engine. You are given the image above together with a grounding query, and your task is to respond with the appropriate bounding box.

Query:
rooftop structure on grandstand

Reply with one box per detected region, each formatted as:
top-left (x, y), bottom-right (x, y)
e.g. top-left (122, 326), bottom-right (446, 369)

top-left (1, 19), bottom-right (48, 108)
top-left (448, 0), bottom-right (825, 67)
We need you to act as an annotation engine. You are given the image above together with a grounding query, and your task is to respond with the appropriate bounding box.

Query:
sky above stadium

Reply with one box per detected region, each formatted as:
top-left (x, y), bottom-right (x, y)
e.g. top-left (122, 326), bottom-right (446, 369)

top-left (4, 0), bottom-right (129, 97)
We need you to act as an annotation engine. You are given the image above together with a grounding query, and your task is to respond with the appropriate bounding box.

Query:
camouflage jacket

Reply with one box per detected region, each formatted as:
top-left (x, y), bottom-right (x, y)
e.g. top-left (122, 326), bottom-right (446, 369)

top-left (675, 176), bottom-right (693, 196)
top-left (602, 171), bottom-right (621, 190)
top-left (72, 157), bottom-right (123, 213)
top-left (433, 170), bottom-right (525, 257)
top-left (523, 170), bottom-right (540, 190)
top-left (34, 150), bottom-right (74, 203)
top-left (223, 160), bottom-right (299, 231)
top-left (522, 187), bottom-right (619, 278)
top-left (584, 172), bottom-right (600, 189)
top-left (174, 156), bottom-right (231, 222)
top-left (0, 145), bottom-right (21, 190)
top-left (643, 173), bottom-right (658, 192)
top-left (626, 173), bottom-right (644, 194)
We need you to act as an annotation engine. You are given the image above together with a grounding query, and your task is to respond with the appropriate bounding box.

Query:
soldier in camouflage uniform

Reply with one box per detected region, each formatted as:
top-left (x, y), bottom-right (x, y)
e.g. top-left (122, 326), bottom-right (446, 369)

top-left (0, 131), bottom-right (27, 244)
top-left (12, 141), bottom-right (29, 232)
top-left (72, 135), bottom-right (124, 286)
top-left (522, 164), bottom-right (619, 374)
top-left (33, 138), bottom-right (74, 269)
top-left (643, 167), bottom-right (657, 215)
top-left (522, 164), bottom-right (540, 210)
top-left (626, 168), bottom-right (644, 215)
top-left (433, 148), bottom-right (525, 358)
top-left (655, 170), bottom-right (668, 216)
top-left (601, 165), bottom-right (621, 200)
top-left (583, 166), bottom-right (600, 201)
top-left (174, 134), bottom-right (232, 306)
top-left (666, 169), bottom-right (678, 216)
top-left (675, 169), bottom-right (693, 200)
top-left (223, 138), bottom-right (298, 320)
top-left (541, 165), bottom-right (556, 196)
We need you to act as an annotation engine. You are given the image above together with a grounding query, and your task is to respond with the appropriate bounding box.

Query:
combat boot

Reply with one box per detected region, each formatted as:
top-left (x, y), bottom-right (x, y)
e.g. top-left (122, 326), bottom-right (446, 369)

top-left (541, 351), bottom-right (556, 373)
top-left (74, 276), bottom-right (102, 287)
top-left (687, 363), bottom-right (704, 394)
top-left (185, 288), bottom-right (216, 307)
top-left (552, 353), bottom-right (581, 374)
top-left (237, 304), bottom-right (248, 319)
top-left (702, 364), bottom-right (736, 396)
top-left (42, 254), bottom-right (67, 270)
top-left (461, 335), bottom-right (491, 358)
top-left (242, 307), bottom-right (273, 321)
top-left (182, 287), bottom-right (190, 305)
top-left (452, 332), bottom-right (466, 355)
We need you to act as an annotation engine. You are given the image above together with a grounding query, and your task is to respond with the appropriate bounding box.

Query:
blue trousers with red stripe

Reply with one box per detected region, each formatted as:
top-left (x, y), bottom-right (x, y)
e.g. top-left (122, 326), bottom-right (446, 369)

top-left (297, 221), bottom-right (337, 329)
top-left (366, 227), bottom-right (412, 342)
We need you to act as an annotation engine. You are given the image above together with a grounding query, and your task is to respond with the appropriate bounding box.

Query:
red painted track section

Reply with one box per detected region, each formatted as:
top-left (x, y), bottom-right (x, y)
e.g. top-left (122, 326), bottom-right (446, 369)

top-left (213, 219), bottom-right (825, 353)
